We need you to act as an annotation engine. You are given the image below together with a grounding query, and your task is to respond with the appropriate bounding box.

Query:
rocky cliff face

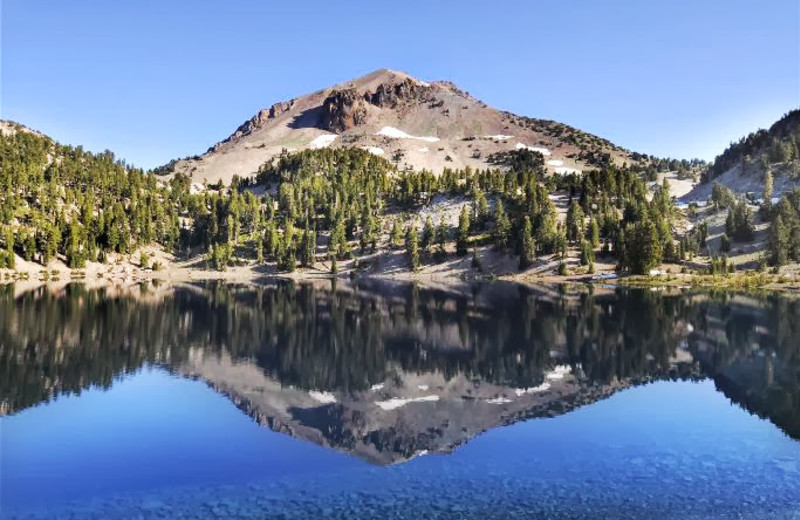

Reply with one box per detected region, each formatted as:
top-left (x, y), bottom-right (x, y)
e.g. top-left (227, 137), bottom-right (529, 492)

top-left (368, 78), bottom-right (431, 109)
top-left (320, 89), bottom-right (369, 132)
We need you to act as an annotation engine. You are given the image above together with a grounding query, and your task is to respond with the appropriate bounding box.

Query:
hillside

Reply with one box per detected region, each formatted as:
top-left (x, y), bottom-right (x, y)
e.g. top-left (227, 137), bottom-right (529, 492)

top-left (164, 69), bottom-right (640, 186)
top-left (3, 76), bottom-right (799, 285)
top-left (685, 109), bottom-right (800, 202)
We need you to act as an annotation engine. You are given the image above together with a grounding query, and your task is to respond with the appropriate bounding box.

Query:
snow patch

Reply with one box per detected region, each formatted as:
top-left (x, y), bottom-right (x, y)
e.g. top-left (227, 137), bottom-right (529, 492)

top-left (487, 396), bottom-right (513, 404)
top-left (545, 365), bottom-right (572, 381)
top-left (417, 147), bottom-right (430, 153)
top-left (546, 159), bottom-right (564, 167)
top-left (376, 395), bottom-right (440, 411)
top-left (515, 143), bottom-right (552, 156)
top-left (417, 384), bottom-right (429, 391)
top-left (554, 166), bottom-right (581, 175)
top-left (484, 135), bottom-right (513, 140)
top-left (309, 390), bottom-right (337, 404)
top-left (370, 383), bottom-right (385, 391)
top-left (309, 134), bottom-right (337, 149)
top-left (363, 146), bottom-right (384, 156)
top-left (515, 383), bottom-right (551, 396)
top-left (377, 126), bottom-right (440, 143)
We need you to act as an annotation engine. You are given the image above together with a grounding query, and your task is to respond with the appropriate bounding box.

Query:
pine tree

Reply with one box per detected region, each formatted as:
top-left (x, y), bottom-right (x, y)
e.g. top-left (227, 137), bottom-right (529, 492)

top-left (566, 202), bottom-right (585, 243)
top-left (456, 205), bottom-right (470, 256)
top-left (301, 226), bottom-right (316, 267)
top-left (620, 219), bottom-right (663, 275)
top-left (359, 203), bottom-right (377, 253)
top-left (3, 228), bottom-right (15, 269)
top-left (421, 216), bottom-right (435, 252)
top-left (763, 169), bottom-right (774, 208)
top-left (492, 199), bottom-right (510, 250)
top-left (725, 200), bottom-right (754, 242)
top-left (66, 223), bottom-right (85, 269)
top-left (579, 239), bottom-right (595, 266)
top-left (406, 225), bottom-right (420, 271)
top-left (285, 245), bottom-right (297, 272)
top-left (329, 215), bottom-right (346, 258)
top-left (390, 219), bottom-right (403, 248)
top-left (472, 189), bottom-right (489, 228)
top-left (519, 216), bottom-right (535, 270)
top-left (587, 217), bottom-right (600, 249)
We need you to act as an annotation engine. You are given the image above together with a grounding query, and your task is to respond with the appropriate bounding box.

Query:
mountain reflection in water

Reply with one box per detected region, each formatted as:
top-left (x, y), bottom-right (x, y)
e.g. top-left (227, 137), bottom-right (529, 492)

top-left (0, 280), bottom-right (798, 464)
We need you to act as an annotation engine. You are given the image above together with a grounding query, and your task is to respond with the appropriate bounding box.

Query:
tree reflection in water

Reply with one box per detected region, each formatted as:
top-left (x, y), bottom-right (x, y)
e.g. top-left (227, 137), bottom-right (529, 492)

top-left (1, 280), bottom-right (798, 453)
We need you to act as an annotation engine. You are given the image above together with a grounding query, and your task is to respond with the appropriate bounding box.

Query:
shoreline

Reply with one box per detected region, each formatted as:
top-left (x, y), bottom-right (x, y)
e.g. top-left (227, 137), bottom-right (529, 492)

top-left (2, 258), bottom-right (800, 295)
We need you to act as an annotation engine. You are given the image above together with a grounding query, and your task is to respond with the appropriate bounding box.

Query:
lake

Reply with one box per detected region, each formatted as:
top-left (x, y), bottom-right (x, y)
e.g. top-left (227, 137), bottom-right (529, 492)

top-left (1, 280), bottom-right (799, 519)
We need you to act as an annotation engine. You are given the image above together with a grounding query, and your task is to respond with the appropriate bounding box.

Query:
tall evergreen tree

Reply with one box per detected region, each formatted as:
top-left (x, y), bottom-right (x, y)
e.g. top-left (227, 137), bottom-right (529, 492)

top-left (519, 216), bottom-right (536, 270)
top-left (492, 200), bottom-right (510, 250)
top-left (406, 225), bottom-right (420, 271)
top-left (456, 205), bottom-right (470, 256)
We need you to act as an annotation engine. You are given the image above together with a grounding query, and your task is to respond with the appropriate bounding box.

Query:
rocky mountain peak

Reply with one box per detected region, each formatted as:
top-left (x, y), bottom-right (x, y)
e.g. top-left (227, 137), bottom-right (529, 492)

top-left (168, 68), bottom-right (637, 185)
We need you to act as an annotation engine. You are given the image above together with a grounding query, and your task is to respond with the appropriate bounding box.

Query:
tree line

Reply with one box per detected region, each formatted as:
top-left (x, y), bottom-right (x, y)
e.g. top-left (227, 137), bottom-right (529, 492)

top-left (1, 128), bottom-right (682, 275)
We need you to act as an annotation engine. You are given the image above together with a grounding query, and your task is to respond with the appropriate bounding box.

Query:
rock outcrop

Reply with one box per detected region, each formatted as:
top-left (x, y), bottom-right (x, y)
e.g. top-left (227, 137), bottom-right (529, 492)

top-left (320, 88), bottom-right (369, 132)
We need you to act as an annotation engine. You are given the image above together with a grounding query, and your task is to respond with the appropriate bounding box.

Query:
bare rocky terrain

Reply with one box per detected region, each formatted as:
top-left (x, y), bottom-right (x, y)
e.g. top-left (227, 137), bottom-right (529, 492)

top-left (165, 69), bottom-right (637, 186)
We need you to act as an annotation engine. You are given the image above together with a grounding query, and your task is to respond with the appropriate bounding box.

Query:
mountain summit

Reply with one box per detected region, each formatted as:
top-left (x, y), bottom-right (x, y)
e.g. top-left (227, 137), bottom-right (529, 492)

top-left (168, 69), bottom-right (634, 184)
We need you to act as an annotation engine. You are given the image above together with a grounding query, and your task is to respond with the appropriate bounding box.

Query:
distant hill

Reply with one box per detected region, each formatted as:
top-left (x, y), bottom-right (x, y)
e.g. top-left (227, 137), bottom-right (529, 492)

top-left (685, 109), bottom-right (800, 201)
top-left (163, 69), bottom-right (644, 185)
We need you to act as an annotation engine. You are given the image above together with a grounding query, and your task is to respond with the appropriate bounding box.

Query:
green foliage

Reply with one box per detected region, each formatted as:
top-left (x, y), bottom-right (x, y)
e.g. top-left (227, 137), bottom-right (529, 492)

top-left (301, 225), bottom-right (316, 267)
top-left (725, 200), bottom-right (754, 242)
top-left (720, 233), bottom-right (731, 253)
top-left (434, 218), bottom-right (448, 262)
top-left (709, 255), bottom-right (729, 276)
top-left (421, 216), bottom-right (435, 252)
top-left (565, 202), bottom-right (585, 243)
top-left (768, 189), bottom-right (800, 266)
top-left (519, 216), bottom-right (535, 270)
top-left (764, 169), bottom-right (774, 207)
top-left (390, 219), bottom-right (404, 248)
top-left (704, 109), bottom-right (800, 182)
top-left (712, 183), bottom-right (737, 211)
top-left (492, 199), bottom-right (510, 250)
top-left (619, 218), bottom-right (663, 275)
top-left (456, 205), bottom-right (470, 256)
top-left (579, 239), bottom-right (595, 266)
top-left (0, 128), bottom-right (689, 277)
top-left (406, 224), bottom-right (420, 271)
top-left (471, 188), bottom-right (489, 229)
top-left (587, 217), bottom-right (600, 249)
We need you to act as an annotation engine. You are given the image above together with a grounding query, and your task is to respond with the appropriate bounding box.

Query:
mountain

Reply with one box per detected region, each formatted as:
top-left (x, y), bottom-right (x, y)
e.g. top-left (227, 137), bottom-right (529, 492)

top-left (685, 109), bottom-right (800, 201)
top-left (165, 69), bottom-right (638, 185)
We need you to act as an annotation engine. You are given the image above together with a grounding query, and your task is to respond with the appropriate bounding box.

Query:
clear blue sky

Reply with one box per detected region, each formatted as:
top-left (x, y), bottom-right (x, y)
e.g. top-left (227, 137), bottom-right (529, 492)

top-left (2, 0), bottom-right (798, 169)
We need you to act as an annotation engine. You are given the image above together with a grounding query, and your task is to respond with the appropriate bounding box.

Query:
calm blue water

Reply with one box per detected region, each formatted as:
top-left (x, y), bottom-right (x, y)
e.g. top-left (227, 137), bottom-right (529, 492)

top-left (2, 281), bottom-right (800, 519)
top-left (2, 369), bottom-right (799, 519)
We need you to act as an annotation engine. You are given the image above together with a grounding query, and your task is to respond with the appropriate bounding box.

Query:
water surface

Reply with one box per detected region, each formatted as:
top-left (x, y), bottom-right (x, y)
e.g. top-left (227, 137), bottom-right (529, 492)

top-left (1, 281), bottom-right (799, 519)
